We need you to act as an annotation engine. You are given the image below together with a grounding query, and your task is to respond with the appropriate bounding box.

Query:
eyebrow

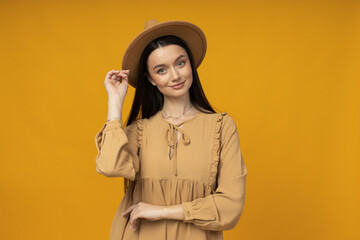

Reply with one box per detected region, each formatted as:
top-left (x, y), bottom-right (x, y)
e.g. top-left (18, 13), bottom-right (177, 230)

top-left (153, 54), bottom-right (186, 70)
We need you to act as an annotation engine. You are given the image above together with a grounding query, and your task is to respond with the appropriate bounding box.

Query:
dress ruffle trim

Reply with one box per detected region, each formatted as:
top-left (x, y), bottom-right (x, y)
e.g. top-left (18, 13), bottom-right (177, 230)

top-left (136, 119), bottom-right (143, 146)
top-left (124, 119), bottom-right (143, 194)
top-left (208, 112), bottom-right (227, 195)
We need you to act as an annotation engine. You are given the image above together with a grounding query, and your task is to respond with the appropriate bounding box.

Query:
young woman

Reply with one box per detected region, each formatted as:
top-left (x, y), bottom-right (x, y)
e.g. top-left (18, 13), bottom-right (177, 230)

top-left (95, 19), bottom-right (248, 240)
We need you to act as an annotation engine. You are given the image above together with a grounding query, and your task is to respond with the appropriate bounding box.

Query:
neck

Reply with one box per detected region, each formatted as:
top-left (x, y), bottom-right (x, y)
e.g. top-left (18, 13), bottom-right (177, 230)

top-left (162, 92), bottom-right (193, 117)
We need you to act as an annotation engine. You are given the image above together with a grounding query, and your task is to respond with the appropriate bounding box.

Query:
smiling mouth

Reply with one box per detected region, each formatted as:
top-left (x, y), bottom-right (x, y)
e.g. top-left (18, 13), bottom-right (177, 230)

top-left (170, 81), bottom-right (185, 87)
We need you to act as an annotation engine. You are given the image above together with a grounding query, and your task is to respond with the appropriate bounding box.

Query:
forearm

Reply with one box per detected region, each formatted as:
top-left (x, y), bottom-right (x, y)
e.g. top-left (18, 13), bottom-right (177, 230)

top-left (162, 204), bottom-right (184, 221)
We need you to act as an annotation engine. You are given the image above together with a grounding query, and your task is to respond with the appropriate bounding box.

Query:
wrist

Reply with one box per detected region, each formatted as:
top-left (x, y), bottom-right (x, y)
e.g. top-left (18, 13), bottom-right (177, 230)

top-left (106, 116), bottom-right (121, 122)
top-left (108, 94), bottom-right (125, 104)
top-left (107, 101), bottom-right (122, 122)
top-left (161, 205), bottom-right (184, 220)
top-left (159, 206), bottom-right (168, 220)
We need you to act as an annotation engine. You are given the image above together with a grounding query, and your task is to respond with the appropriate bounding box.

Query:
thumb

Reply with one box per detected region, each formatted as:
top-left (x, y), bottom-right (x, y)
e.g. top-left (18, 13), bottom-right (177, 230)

top-left (122, 74), bottom-right (129, 83)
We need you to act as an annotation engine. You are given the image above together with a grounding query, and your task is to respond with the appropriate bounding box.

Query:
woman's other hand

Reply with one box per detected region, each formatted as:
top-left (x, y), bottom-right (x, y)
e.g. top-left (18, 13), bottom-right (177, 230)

top-left (104, 69), bottom-right (130, 100)
top-left (122, 202), bottom-right (165, 231)
top-left (104, 69), bottom-right (130, 121)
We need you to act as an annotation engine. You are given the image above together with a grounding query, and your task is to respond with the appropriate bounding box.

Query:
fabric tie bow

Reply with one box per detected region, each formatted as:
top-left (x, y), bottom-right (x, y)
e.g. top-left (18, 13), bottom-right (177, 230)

top-left (166, 123), bottom-right (191, 176)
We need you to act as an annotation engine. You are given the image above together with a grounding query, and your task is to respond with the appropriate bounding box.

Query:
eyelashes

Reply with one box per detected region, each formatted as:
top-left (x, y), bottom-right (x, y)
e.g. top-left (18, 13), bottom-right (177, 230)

top-left (157, 60), bottom-right (186, 74)
top-left (177, 61), bottom-right (185, 67)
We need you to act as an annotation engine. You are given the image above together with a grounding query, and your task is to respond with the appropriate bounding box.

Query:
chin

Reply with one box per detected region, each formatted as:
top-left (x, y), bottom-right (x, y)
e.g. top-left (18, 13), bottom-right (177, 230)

top-left (173, 83), bottom-right (192, 96)
top-left (165, 91), bottom-right (188, 99)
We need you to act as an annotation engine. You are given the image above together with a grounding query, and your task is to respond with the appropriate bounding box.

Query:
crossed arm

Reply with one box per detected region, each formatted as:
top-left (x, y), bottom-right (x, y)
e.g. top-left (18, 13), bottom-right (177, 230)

top-left (122, 203), bottom-right (183, 231)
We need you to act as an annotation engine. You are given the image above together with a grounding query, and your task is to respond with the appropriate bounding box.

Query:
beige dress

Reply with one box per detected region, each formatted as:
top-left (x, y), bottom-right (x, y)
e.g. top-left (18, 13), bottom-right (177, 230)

top-left (95, 110), bottom-right (248, 240)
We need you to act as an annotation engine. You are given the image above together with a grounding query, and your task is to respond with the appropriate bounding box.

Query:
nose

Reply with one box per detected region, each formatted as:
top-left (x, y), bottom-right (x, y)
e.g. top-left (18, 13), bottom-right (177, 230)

top-left (169, 66), bottom-right (181, 82)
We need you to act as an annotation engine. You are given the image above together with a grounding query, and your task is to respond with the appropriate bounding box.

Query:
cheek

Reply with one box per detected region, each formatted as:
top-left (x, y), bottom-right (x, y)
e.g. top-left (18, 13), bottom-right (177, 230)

top-left (153, 76), bottom-right (168, 87)
top-left (185, 66), bottom-right (193, 79)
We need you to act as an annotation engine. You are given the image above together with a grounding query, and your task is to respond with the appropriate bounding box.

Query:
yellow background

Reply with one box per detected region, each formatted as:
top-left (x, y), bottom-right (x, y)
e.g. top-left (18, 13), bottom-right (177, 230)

top-left (1, 0), bottom-right (359, 239)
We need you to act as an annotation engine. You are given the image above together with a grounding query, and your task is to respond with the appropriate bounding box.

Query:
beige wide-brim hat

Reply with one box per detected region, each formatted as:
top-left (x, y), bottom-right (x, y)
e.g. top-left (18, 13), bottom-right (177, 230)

top-left (122, 19), bottom-right (207, 88)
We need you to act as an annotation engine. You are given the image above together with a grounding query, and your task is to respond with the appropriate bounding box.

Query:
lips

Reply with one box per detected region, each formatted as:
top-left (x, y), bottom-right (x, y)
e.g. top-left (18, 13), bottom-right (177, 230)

top-left (170, 81), bottom-right (185, 88)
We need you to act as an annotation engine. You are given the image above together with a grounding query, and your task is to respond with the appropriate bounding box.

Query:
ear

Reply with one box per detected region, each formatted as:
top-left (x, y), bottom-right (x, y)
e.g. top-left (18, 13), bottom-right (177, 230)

top-left (146, 72), bottom-right (157, 86)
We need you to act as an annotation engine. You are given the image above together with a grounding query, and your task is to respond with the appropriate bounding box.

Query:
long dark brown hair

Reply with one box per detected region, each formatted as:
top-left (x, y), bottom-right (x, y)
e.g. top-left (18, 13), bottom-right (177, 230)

top-left (125, 35), bottom-right (216, 127)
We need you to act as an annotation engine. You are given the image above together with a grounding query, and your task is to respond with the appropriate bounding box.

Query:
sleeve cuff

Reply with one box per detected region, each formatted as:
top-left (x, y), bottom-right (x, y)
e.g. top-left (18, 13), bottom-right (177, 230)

top-left (103, 119), bottom-right (123, 131)
top-left (181, 199), bottom-right (217, 223)
top-left (182, 202), bottom-right (193, 222)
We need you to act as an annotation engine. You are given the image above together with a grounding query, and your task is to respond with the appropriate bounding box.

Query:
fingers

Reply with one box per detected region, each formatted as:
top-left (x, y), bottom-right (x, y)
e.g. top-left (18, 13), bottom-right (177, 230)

top-left (122, 204), bottom-right (140, 231)
top-left (130, 217), bottom-right (138, 231)
top-left (105, 69), bottom-right (130, 82)
top-left (122, 204), bottom-right (137, 216)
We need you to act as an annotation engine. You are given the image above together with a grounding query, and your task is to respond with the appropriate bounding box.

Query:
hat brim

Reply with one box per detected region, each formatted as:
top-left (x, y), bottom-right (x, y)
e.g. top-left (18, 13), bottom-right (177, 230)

top-left (122, 21), bottom-right (207, 88)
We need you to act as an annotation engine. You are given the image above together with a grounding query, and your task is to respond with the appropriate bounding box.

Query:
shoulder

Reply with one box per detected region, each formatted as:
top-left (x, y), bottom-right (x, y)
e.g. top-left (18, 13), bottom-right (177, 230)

top-left (221, 112), bottom-right (237, 128)
top-left (201, 111), bottom-right (236, 126)
top-left (123, 117), bottom-right (148, 133)
top-left (139, 111), bottom-right (160, 129)
top-left (122, 118), bottom-right (147, 145)
top-left (126, 112), bottom-right (162, 137)
top-left (196, 111), bottom-right (237, 137)
top-left (211, 112), bottom-right (238, 137)
top-left (126, 113), bottom-right (155, 127)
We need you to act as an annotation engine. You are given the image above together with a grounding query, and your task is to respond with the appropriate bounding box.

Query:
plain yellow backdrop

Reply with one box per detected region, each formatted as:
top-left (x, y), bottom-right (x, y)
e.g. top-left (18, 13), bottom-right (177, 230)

top-left (1, 0), bottom-right (359, 239)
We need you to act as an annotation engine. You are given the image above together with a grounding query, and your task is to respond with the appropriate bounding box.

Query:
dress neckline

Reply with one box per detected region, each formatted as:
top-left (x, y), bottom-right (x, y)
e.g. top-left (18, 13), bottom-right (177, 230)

top-left (158, 110), bottom-right (202, 126)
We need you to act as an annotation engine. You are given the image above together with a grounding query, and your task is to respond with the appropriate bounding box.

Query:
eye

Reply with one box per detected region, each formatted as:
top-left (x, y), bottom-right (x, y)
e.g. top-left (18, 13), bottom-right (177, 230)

top-left (157, 68), bottom-right (165, 74)
top-left (177, 60), bottom-right (185, 67)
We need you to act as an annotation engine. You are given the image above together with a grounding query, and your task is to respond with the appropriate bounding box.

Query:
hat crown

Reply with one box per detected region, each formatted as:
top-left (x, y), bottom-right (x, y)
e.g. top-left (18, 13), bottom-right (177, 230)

top-left (144, 19), bottom-right (159, 30)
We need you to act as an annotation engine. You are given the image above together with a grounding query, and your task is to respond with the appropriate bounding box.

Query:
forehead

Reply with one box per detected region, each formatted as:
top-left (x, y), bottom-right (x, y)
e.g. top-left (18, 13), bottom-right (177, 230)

top-left (147, 44), bottom-right (188, 64)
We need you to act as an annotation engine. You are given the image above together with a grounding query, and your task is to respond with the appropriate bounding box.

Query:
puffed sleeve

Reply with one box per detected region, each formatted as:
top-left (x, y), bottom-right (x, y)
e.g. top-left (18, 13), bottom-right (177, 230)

top-left (94, 118), bottom-right (141, 180)
top-left (181, 114), bottom-right (248, 231)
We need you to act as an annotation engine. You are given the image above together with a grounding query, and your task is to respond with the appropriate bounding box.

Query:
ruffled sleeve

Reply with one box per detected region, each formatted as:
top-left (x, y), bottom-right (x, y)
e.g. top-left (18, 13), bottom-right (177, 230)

top-left (181, 113), bottom-right (248, 231)
top-left (94, 118), bottom-right (142, 180)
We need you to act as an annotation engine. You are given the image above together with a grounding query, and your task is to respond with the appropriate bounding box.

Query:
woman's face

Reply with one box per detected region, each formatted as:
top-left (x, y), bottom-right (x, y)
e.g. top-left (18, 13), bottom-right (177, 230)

top-left (146, 44), bottom-right (193, 99)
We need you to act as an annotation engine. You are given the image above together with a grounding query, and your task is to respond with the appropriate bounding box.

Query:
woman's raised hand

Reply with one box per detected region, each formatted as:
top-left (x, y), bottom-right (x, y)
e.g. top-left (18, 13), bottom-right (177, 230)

top-left (104, 69), bottom-right (130, 121)
top-left (104, 69), bottom-right (130, 100)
